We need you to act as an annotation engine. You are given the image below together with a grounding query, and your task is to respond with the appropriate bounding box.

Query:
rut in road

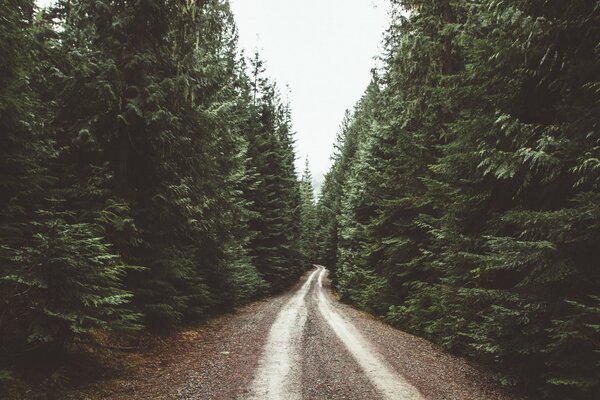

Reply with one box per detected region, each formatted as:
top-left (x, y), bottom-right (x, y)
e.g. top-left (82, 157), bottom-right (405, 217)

top-left (66, 266), bottom-right (520, 399)
top-left (247, 266), bottom-right (423, 400)
top-left (247, 269), bottom-right (318, 399)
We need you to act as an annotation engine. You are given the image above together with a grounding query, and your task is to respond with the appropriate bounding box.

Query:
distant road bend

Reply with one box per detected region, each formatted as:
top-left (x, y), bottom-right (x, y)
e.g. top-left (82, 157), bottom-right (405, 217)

top-left (72, 266), bottom-right (519, 400)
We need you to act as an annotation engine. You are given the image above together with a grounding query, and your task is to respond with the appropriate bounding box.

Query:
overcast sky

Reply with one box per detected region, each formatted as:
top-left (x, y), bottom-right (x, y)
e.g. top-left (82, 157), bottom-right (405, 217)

top-left (36, 0), bottom-right (390, 194)
top-left (230, 0), bottom-right (389, 192)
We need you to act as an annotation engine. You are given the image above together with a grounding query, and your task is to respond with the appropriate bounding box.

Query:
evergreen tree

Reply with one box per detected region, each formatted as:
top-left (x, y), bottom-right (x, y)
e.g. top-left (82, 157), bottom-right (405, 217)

top-left (1, 0), bottom-right (300, 385)
top-left (244, 53), bottom-right (304, 291)
top-left (334, 79), bottom-right (386, 311)
top-left (1, 0), bottom-right (139, 366)
top-left (299, 158), bottom-right (318, 266)
top-left (318, 0), bottom-right (600, 398)
top-left (315, 169), bottom-right (340, 272)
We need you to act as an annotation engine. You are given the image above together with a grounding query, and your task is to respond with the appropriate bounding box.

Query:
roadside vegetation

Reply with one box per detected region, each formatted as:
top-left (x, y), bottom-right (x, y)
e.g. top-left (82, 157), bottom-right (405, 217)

top-left (0, 0), bottom-right (317, 396)
top-left (2, 1), bottom-right (598, 399)
top-left (317, 1), bottom-right (599, 399)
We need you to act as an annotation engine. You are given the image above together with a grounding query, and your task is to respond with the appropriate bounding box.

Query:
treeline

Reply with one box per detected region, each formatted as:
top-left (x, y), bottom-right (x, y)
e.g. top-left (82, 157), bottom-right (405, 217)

top-left (0, 0), bottom-right (316, 383)
top-left (317, 1), bottom-right (599, 399)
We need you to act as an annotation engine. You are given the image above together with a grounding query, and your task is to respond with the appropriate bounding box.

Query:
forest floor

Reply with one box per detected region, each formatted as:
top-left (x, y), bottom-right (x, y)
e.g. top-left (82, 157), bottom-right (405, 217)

top-left (53, 266), bottom-right (523, 400)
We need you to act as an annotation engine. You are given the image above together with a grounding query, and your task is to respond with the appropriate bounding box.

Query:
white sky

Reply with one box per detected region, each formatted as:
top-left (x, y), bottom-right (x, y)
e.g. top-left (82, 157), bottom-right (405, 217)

top-left (36, 0), bottom-right (390, 193)
top-left (230, 0), bottom-right (389, 192)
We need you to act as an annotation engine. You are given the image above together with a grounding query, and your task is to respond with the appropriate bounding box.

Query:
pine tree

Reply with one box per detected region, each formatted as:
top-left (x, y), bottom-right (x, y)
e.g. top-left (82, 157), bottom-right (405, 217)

top-left (1, 0), bottom-right (54, 359)
top-left (299, 158), bottom-right (318, 266)
top-left (0, 0), bottom-right (139, 365)
top-left (318, 1), bottom-right (600, 397)
top-left (334, 79), bottom-right (387, 311)
top-left (1, 0), bottom-right (306, 390)
top-left (315, 169), bottom-right (340, 272)
top-left (244, 53), bottom-right (303, 291)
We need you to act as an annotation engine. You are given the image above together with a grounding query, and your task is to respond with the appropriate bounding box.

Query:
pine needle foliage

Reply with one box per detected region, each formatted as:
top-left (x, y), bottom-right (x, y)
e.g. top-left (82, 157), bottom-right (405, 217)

top-left (1, 0), bottom-right (304, 383)
top-left (318, 1), bottom-right (600, 398)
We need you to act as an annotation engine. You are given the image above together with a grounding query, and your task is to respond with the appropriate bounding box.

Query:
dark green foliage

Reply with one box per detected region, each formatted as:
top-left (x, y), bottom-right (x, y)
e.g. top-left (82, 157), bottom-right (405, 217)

top-left (243, 54), bottom-right (304, 291)
top-left (299, 158), bottom-right (318, 266)
top-left (318, 1), bottom-right (600, 398)
top-left (0, 0), bottom-right (140, 369)
top-left (0, 0), bottom-right (304, 386)
top-left (7, 213), bottom-right (138, 344)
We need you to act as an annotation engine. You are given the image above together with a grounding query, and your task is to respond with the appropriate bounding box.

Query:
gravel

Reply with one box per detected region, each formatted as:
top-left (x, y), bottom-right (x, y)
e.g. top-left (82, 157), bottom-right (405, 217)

top-left (301, 274), bottom-right (381, 399)
top-left (67, 268), bottom-right (522, 400)
top-left (318, 269), bottom-right (520, 400)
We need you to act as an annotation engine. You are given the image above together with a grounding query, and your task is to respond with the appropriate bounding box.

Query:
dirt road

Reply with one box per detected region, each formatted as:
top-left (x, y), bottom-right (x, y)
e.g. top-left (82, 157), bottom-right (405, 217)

top-left (71, 266), bottom-right (518, 400)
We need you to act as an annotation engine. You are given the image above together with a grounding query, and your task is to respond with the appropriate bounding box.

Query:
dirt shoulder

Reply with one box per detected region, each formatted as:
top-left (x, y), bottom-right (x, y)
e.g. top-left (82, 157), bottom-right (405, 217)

top-left (63, 281), bottom-right (303, 400)
top-left (319, 271), bottom-right (522, 400)
top-left (57, 268), bottom-right (522, 400)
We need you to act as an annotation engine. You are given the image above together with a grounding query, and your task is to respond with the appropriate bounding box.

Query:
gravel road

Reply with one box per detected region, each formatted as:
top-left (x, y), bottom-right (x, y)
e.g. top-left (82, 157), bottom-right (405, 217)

top-left (70, 266), bottom-right (519, 400)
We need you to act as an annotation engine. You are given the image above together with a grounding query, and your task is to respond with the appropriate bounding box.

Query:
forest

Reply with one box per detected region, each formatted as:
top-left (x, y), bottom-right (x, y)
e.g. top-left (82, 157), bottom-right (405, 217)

top-left (316, 1), bottom-right (599, 399)
top-left (1, 0), bottom-right (319, 394)
top-left (1, 0), bottom-right (598, 399)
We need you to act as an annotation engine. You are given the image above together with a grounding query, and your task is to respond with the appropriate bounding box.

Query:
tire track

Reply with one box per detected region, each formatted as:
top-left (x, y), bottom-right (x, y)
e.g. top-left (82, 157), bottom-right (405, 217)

top-left (315, 266), bottom-right (424, 400)
top-left (246, 269), bottom-right (318, 400)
